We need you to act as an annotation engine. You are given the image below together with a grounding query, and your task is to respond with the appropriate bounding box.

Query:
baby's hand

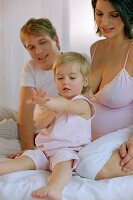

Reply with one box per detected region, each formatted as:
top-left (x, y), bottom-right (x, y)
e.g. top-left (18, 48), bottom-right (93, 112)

top-left (27, 88), bottom-right (50, 107)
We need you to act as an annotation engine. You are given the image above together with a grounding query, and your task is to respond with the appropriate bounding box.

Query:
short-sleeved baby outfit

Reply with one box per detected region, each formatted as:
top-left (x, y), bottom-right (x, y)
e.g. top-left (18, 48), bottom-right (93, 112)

top-left (22, 95), bottom-right (95, 171)
top-left (91, 42), bottom-right (133, 137)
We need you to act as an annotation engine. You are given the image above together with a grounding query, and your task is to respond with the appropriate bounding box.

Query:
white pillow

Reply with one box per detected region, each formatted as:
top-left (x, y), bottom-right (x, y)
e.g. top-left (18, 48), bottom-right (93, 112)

top-left (0, 119), bottom-right (19, 139)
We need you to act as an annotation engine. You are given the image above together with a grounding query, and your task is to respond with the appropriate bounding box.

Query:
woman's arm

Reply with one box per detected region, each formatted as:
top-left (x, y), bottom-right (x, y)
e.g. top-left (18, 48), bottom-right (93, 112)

top-left (119, 44), bottom-right (133, 172)
top-left (90, 43), bottom-right (102, 94)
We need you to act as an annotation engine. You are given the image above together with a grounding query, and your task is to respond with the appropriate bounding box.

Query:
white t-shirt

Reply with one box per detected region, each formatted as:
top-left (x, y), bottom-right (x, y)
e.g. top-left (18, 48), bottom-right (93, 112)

top-left (20, 59), bottom-right (58, 97)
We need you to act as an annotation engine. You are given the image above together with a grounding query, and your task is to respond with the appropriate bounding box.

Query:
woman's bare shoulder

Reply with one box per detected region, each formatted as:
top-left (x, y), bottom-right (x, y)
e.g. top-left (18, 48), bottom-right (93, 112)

top-left (130, 40), bottom-right (133, 63)
top-left (90, 39), bottom-right (105, 56)
top-left (90, 41), bottom-right (97, 55)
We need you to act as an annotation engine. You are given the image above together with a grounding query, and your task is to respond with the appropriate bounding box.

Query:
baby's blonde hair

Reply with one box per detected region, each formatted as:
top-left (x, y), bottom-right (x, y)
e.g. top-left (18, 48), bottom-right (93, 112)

top-left (53, 52), bottom-right (91, 94)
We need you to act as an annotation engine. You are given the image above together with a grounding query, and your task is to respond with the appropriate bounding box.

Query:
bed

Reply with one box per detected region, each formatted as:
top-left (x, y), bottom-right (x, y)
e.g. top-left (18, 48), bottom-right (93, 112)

top-left (0, 137), bottom-right (133, 200)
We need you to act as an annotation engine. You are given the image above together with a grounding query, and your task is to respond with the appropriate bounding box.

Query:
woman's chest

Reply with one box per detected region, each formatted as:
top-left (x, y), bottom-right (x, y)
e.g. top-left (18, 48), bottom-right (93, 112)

top-left (93, 50), bottom-right (133, 90)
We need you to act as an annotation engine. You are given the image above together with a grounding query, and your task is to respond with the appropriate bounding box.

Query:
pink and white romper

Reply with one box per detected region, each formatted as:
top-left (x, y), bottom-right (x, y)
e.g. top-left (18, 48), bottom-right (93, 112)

top-left (22, 95), bottom-right (94, 171)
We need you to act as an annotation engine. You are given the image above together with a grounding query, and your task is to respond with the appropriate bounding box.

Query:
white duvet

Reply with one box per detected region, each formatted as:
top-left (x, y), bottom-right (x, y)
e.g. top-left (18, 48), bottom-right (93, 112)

top-left (0, 138), bottom-right (133, 200)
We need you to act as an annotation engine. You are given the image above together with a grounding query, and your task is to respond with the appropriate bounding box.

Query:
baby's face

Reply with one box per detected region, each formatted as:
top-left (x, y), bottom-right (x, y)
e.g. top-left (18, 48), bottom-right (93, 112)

top-left (54, 64), bottom-right (85, 99)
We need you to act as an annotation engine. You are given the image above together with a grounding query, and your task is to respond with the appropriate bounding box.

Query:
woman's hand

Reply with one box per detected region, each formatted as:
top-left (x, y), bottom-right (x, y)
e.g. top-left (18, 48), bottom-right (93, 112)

top-left (120, 141), bottom-right (133, 172)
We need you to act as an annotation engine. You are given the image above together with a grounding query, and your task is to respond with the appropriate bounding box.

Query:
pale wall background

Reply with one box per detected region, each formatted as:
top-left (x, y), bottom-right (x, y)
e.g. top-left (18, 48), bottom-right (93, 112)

top-left (0, 0), bottom-right (99, 109)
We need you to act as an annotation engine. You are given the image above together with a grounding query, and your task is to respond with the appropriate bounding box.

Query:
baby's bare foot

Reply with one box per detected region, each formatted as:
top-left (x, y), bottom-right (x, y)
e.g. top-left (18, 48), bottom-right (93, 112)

top-left (31, 185), bottom-right (62, 200)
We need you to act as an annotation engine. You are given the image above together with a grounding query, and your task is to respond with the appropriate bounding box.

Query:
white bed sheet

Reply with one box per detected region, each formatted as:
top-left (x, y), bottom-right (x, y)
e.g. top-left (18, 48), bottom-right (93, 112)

top-left (0, 138), bottom-right (133, 200)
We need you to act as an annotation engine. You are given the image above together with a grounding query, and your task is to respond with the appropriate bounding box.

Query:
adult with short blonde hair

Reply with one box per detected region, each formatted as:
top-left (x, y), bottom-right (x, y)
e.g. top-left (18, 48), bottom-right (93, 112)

top-left (0, 18), bottom-right (61, 158)
top-left (18, 18), bottom-right (61, 157)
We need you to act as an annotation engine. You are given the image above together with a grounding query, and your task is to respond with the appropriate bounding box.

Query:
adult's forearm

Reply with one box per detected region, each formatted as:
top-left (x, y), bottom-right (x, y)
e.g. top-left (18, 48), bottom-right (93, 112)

top-left (18, 105), bottom-right (35, 150)
top-left (36, 110), bottom-right (56, 129)
top-left (18, 121), bottom-right (34, 150)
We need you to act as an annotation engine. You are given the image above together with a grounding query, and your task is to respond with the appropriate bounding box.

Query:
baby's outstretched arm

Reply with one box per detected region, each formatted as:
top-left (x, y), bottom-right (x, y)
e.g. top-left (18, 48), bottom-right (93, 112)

top-left (28, 88), bottom-right (91, 119)
top-left (27, 88), bottom-right (56, 129)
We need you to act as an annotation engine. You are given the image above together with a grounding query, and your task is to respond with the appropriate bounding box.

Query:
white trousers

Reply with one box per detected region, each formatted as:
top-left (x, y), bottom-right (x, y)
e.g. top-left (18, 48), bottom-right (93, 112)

top-left (76, 125), bottom-right (133, 179)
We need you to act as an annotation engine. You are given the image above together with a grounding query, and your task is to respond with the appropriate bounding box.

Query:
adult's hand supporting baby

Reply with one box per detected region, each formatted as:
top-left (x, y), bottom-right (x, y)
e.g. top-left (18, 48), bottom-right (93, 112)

top-left (7, 150), bottom-right (27, 159)
top-left (8, 133), bottom-right (38, 159)
top-left (120, 140), bottom-right (133, 172)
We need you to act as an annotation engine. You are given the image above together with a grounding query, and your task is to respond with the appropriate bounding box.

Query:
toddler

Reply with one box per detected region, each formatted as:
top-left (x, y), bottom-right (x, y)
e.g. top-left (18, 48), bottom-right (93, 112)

top-left (0, 52), bottom-right (94, 200)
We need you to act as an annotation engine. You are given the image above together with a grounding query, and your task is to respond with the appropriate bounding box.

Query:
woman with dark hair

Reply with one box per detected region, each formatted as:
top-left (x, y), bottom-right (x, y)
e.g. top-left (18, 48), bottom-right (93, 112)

top-left (90, 0), bottom-right (133, 137)
top-left (76, 0), bottom-right (133, 180)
